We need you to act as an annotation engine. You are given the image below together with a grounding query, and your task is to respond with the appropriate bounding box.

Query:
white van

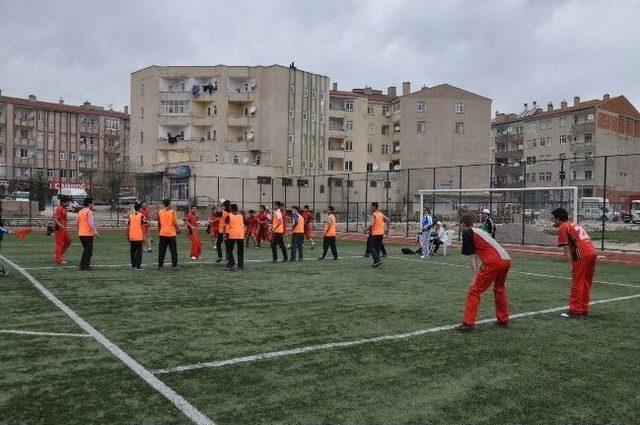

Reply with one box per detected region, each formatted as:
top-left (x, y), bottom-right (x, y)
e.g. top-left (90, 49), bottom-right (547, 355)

top-left (55, 188), bottom-right (88, 213)
top-left (632, 200), bottom-right (640, 224)
top-left (578, 197), bottom-right (619, 222)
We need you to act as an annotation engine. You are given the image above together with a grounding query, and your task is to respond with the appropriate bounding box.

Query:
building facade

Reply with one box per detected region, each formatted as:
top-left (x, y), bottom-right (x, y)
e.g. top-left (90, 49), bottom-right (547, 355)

top-left (0, 93), bottom-right (129, 192)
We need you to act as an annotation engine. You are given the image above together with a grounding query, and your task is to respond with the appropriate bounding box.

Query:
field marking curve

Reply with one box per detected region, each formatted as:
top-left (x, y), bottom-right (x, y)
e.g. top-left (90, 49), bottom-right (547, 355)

top-left (0, 329), bottom-right (92, 338)
top-left (0, 254), bottom-right (215, 425)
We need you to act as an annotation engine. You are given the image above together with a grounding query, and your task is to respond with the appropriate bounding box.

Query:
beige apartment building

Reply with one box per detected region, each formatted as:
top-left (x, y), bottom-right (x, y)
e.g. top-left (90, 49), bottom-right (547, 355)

top-left (492, 94), bottom-right (640, 203)
top-left (0, 92), bottom-right (129, 193)
top-left (129, 64), bottom-right (329, 203)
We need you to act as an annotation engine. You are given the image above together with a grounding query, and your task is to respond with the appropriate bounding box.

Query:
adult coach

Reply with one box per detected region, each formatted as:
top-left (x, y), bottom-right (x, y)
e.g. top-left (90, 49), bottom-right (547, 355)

top-left (551, 208), bottom-right (597, 319)
top-left (365, 202), bottom-right (389, 267)
top-left (127, 202), bottom-right (146, 269)
top-left (225, 204), bottom-right (245, 271)
top-left (77, 197), bottom-right (99, 271)
top-left (157, 198), bottom-right (180, 269)
top-left (270, 201), bottom-right (288, 262)
top-left (318, 206), bottom-right (338, 260)
top-left (456, 214), bottom-right (511, 332)
top-left (290, 206), bottom-right (305, 261)
top-left (419, 207), bottom-right (434, 259)
top-left (52, 195), bottom-right (72, 265)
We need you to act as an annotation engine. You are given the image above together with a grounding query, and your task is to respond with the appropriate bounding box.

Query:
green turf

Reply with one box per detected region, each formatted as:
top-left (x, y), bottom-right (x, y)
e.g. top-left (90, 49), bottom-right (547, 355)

top-left (1, 232), bottom-right (638, 424)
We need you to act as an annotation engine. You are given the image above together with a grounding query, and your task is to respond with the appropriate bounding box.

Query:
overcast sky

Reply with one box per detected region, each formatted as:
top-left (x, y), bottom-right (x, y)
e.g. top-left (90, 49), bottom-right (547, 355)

top-left (1, 0), bottom-right (638, 115)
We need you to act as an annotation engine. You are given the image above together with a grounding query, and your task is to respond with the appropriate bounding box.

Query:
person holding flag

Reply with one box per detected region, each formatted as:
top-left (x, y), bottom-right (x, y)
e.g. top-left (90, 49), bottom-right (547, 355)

top-left (52, 195), bottom-right (72, 265)
top-left (183, 205), bottom-right (202, 260)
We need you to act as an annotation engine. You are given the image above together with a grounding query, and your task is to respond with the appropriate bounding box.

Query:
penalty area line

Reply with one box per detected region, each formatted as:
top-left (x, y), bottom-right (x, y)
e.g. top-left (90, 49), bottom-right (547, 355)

top-left (0, 329), bottom-right (92, 338)
top-left (153, 293), bottom-right (640, 375)
top-left (0, 254), bottom-right (215, 425)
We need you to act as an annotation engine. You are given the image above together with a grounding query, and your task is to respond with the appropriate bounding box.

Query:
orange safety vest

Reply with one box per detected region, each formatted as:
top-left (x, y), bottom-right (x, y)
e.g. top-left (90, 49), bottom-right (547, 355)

top-left (128, 212), bottom-right (144, 241)
top-left (77, 208), bottom-right (93, 236)
top-left (220, 210), bottom-right (230, 234)
top-left (226, 213), bottom-right (245, 239)
top-left (272, 210), bottom-right (284, 234)
top-left (371, 211), bottom-right (385, 236)
top-left (158, 209), bottom-right (177, 237)
top-left (325, 214), bottom-right (336, 237)
top-left (292, 213), bottom-right (305, 234)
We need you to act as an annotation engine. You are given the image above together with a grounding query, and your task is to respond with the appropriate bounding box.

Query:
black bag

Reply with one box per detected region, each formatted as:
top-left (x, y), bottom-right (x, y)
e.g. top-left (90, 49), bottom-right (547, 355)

top-left (401, 248), bottom-right (415, 255)
top-left (46, 224), bottom-right (55, 236)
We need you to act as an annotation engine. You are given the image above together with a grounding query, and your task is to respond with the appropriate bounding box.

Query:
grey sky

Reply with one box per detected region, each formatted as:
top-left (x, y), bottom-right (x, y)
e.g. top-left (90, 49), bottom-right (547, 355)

top-left (1, 0), bottom-right (639, 114)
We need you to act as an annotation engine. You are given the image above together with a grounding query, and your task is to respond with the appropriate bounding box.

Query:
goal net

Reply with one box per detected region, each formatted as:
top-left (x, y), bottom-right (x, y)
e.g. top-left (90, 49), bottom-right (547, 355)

top-left (417, 186), bottom-right (579, 248)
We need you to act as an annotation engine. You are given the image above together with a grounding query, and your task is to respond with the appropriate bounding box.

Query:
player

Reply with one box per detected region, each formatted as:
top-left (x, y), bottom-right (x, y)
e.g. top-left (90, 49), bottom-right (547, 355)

top-left (183, 205), bottom-right (202, 260)
top-left (419, 207), bottom-right (434, 259)
top-left (284, 209), bottom-right (293, 249)
top-left (456, 215), bottom-right (511, 332)
top-left (127, 202), bottom-right (147, 269)
top-left (269, 201), bottom-right (288, 262)
top-left (480, 208), bottom-right (496, 238)
top-left (365, 202), bottom-right (389, 267)
top-left (157, 198), bottom-right (180, 269)
top-left (141, 201), bottom-right (152, 252)
top-left (302, 205), bottom-right (315, 249)
top-left (551, 208), bottom-right (597, 319)
top-left (290, 206), bottom-right (305, 261)
top-left (208, 207), bottom-right (223, 262)
top-left (245, 209), bottom-right (259, 249)
top-left (52, 195), bottom-right (72, 265)
top-left (318, 206), bottom-right (338, 260)
top-left (77, 197), bottom-right (99, 271)
top-left (225, 204), bottom-right (245, 270)
top-left (256, 205), bottom-right (271, 248)
top-left (219, 200), bottom-right (232, 265)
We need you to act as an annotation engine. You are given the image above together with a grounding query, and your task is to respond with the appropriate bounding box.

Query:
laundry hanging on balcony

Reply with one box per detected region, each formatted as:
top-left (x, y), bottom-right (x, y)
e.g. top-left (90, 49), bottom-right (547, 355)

top-left (202, 83), bottom-right (216, 94)
top-left (167, 131), bottom-right (185, 144)
top-left (191, 85), bottom-right (201, 97)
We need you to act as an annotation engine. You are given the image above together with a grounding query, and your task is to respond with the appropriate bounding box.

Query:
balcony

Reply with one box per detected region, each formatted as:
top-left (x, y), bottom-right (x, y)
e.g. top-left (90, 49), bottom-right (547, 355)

top-left (494, 181), bottom-right (524, 189)
top-left (227, 116), bottom-right (253, 127)
top-left (494, 149), bottom-right (524, 161)
top-left (79, 125), bottom-right (99, 134)
top-left (228, 90), bottom-right (255, 103)
top-left (159, 114), bottom-right (189, 126)
top-left (495, 164), bottom-right (524, 177)
top-left (494, 133), bottom-right (523, 144)
top-left (14, 117), bottom-right (35, 127)
top-left (104, 128), bottom-right (122, 137)
top-left (570, 140), bottom-right (594, 152)
top-left (78, 161), bottom-right (98, 170)
top-left (571, 121), bottom-right (595, 133)
top-left (327, 148), bottom-right (345, 158)
top-left (190, 115), bottom-right (216, 126)
top-left (14, 137), bottom-right (36, 146)
top-left (78, 144), bottom-right (99, 152)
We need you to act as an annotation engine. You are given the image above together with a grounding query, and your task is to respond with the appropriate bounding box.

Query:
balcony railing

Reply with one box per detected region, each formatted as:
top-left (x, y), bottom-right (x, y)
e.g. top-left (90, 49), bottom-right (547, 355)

top-left (571, 121), bottom-right (595, 133)
top-left (104, 128), bottom-right (121, 136)
top-left (495, 164), bottom-right (524, 177)
top-left (79, 125), bottom-right (99, 134)
top-left (227, 116), bottom-right (252, 127)
top-left (494, 149), bottom-right (524, 161)
top-left (14, 117), bottom-right (35, 126)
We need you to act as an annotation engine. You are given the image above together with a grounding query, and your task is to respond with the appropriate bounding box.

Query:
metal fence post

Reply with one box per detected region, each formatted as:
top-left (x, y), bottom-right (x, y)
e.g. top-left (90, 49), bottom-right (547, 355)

top-left (522, 161), bottom-right (527, 245)
top-left (406, 169), bottom-right (410, 237)
top-left (242, 178), bottom-right (245, 210)
top-left (385, 170), bottom-right (390, 215)
top-left (601, 156), bottom-right (608, 251)
top-left (346, 173), bottom-right (350, 233)
top-left (217, 177), bottom-right (220, 202)
top-left (312, 174), bottom-right (316, 214)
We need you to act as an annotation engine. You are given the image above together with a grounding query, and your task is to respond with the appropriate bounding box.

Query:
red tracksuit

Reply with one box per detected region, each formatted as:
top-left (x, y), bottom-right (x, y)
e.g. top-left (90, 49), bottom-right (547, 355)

top-left (302, 210), bottom-right (314, 239)
top-left (557, 222), bottom-right (597, 315)
top-left (53, 206), bottom-right (72, 265)
top-left (184, 211), bottom-right (202, 259)
top-left (461, 228), bottom-right (511, 325)
top-left (256, 211), bottom-right (271, 244)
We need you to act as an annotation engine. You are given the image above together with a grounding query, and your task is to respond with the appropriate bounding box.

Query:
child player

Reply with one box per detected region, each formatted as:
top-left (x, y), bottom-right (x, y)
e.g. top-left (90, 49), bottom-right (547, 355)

top-left (245, 209), bottom-right (259, 249)
top-left (183, 205), bottom-right (202, 260)
top-left (302, 205), bottom-right (315, 249)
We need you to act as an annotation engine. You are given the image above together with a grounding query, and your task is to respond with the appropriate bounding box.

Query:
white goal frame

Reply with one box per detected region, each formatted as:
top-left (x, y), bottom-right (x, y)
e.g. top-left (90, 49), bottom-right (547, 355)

top-left (418, 186), bottom-right (579, 224)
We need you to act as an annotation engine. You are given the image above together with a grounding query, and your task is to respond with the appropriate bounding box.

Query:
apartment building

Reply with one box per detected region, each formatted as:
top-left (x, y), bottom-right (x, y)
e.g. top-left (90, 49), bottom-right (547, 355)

top-left (492, 94), bottom-right (640, 200)
top-left (0, 92), bottom-right (129, 190)
top-left (129, 64), bottom-right (329, 202)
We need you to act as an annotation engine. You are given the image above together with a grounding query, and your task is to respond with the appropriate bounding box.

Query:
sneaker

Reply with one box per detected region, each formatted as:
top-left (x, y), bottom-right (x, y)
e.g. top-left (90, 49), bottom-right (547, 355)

top-left (309, 245), bottom-right (315, 250)
top-left (190, 256), bottom-right (197, 260)
top-left (455, 323), bottom-right (476, 333)
top-left (135, 266), bottom-right (143, 270)
top-left (560, 311), bottom-right (583, 319)
top-left (333, 257), bottom-right (338, 260)
top-left (495, 321), bottom-right (509, 328)
top-left (420, 255), bottom-right (427, 259)
top-left (372, 261), bottom-right (382, 267)
top-left (318, 257), bottom-right (324, 260)
top-left (255, 246), bottom-right (259, 250)
top-left (216, 258), bottom-right (222, 263)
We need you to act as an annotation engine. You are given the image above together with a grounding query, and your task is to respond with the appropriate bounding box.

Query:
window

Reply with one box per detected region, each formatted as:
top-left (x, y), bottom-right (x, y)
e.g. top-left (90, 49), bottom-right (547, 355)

top-left (559, 116), bottom-right (567, 127)
top-left (232, 154), bottom-right (239, 165)
top-left (140, 131), bottom-right (144, 144)
top-left (303, 89), bottom-right (308, 98)
top-left (302, 111), bottom-right (308, 121)
top-left (382, 106), bottom-right (389, 116)
top-left (530, 173), bottom-right (536, 182)
top-left (289, 84), bottom-right (295, 94)
top-left (454, 122), bottom-right (464, 134)
top-left (584, 133), bottom-right (592, 142)
top-left (60, 133), bottom-right (67, 143)
top-left (345, 140), bottom-right (353, 151)
top-left (368, 124), bottom-right (375, 135)
top-left (139, 155), bottom-right (144, 166)
top-left (381, 144), bottom-right (389, 154)
top-left (344, 101), bottom-right (354, 111)
top-left (310, 160), bottom-right (315, 169)
top-left (416, 102), bottom-right (425, 112)
top-left (367, 143), bottom-right (373, 153)
top-left (587, 113), bottom-right (594, 122)
top-left (381, 125), bottom-right (389, 135)
top-left (345, 121), bottom-right (354, 131)
top-left (69, 170), bottom-right (77, 179)
top-left (540, 137), bottom-right (547, 147)
top-left (344, 160), bottom-right (353, 171)
top-left (367, 106), bottom-right (374, 115)
top-left (36, 149), bottom-right (44, 159)
top-left (312, 91), bottom-right (316, 99)
top-left (47, 169), bottom-right (54, 178)
top-left (289, 109), bottom-right (294, 118)
top-left (302, 135), bottom-right (308, 145)
top-left (213, 105), bottom-right (218, 115)
top-left (559, 135), bottom-right (567, 144)
top-left (60, 152), bottom-right (66, 160)
top-left (585, 170), bottom-right (592, 180)
top-left (319, 113), bottom-right (324, 123)
top-left (367, 163), bottom-right (374, 172)
top-left (417, 121), bottom-right (426, 133)
top-left (105, 118), bottom-right (119, 130)
top-left (141, 107), bottom-right (144, 119)
top-left (37, 111), bottom-right (44, 122)
top-left (531, 138), bottom-right (537, 148)
top-left (288, 134), bottom-right (294, 144)
top-left (161, 100), bottom-right (188, 115)
top-left (140, 83), bottom-right (145, 97)
top-left (287, 155), bottom-right (293, 168)
top-left (60, 169), bottom-right (67, 178)
top-left (311, 113), bottom-right (316, 122)
top-left (526, 156), bottom-right (536, 164)
top-left (48, 133), bottom-right (54, 143)
top-left (70, 153), bottom-right (76, 161)
top-left (454, 102), bottom-right (464, 113)
top-left (559, 153), bottom-right (567, 159)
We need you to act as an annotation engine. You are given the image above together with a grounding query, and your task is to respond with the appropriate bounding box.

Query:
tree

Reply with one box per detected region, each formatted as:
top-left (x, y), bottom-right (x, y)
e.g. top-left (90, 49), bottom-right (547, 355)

top-left (29, 173), bottom-right (49, 212)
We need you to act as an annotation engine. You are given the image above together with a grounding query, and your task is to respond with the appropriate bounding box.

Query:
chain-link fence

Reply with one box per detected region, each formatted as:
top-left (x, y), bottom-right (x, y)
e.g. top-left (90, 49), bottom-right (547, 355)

top-left (1, 153), bottom-right (639, 252)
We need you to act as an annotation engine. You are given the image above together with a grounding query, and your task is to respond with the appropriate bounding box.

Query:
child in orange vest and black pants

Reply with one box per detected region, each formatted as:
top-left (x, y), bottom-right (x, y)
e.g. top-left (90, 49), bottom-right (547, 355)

top-left (290, 206), bottom-right (305, 261)
top-left (127, 202), bottom-right (147, 269)
top-left (225, 204), bottom-right (245, 270)
top-left (157, 198), bottom-right (180, 269)
top-left (77, 197), bottom-right (99, 271)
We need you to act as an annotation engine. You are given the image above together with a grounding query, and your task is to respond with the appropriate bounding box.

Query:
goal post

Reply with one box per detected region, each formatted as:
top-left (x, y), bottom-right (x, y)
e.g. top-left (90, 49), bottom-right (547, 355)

top-left (417, 186), bottom-right (579, 246)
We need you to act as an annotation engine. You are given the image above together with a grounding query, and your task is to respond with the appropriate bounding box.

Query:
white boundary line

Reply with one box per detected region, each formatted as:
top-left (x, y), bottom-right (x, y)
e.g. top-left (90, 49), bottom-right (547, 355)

top-left (0, 329), bottom-right (92, 338)
top-left (153, 293), bottom-right (640, 375)
top-left (0, 254), bottom-right (215, 425)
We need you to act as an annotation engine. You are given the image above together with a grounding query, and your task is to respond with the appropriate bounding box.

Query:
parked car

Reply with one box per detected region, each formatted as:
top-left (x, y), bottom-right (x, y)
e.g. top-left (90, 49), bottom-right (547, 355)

top-left (10, 191), bottom-right (30, 202)
top-left (118, 195), bottom-right (138, 205)
top-left (54, 188), bottom-right (88, 213)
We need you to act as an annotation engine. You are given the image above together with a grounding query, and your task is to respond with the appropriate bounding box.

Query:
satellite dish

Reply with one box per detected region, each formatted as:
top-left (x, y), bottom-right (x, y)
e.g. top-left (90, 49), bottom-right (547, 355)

top-left (372, 164), bottom-right (379, 171)
top-left (242, 157), bottom-right (249, 164)
top-left (219, 198), bottom-right (226, 203)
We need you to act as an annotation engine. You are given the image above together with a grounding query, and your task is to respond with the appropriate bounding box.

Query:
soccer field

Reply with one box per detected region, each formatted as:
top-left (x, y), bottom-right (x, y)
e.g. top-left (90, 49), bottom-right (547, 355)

top-left (1, 232), bottom-right (639, 425)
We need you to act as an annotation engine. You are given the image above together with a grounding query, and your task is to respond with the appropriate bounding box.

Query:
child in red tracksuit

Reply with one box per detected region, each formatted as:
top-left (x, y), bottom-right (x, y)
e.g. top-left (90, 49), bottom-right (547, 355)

top-left (245, 210), bottom-right (259, 249)
top-left (551, 208), bottom-right (597, 319)
top-left (183, 206), bottom-right (202, 260)
top-left (456, 214), bottom-right (511, 332)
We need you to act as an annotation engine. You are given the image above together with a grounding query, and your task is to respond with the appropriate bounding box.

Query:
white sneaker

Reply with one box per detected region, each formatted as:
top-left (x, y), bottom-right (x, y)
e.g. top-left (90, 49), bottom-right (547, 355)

top-left (420, 255), bottom-right (428, 259)
top-left (190, 256), bottom-right (197, 260)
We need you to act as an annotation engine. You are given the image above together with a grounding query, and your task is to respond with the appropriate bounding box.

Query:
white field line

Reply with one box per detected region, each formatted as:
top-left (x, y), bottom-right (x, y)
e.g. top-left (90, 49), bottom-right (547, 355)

top-left (0, 329), bottom-right (92, 338)
top-left (153, 293), bottom-right (640, 375)
top-left (22, 255), bottom-right (365, 271)
top-left (0, 254), bottom-right (214, 425)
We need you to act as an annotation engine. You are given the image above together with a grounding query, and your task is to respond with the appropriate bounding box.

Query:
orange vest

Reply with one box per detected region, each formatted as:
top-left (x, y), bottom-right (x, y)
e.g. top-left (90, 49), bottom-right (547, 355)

top-left (77, 208), bottom-right (93, 236)
top-left (128, 212), bottom-right (144, 241)
top-left (325, 214), bottom-right (336, 237)
top-left (372, 211), bottom-right (385, 236)
top-left (227, 213), bottom-right (245, 239)
top-left (220, 210), bottom-right (230, 234)
top-left (158, 209), bottom-right (177, 237)
top-left (272, 210), bottom-right (284, 234)
top-left (292, 213), bottom-right (305, 233)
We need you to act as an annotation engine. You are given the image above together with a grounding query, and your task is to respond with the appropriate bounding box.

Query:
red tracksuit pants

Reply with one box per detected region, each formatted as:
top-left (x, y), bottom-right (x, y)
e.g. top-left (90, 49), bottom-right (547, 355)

top-left (463, 259), bottom-right (511, 325)
top-left (54, 230), bottom-right (72, 265)
top-left (188, 231), bottom-right (202, 258)
top-left (569, 255), bottom-right (597, 315)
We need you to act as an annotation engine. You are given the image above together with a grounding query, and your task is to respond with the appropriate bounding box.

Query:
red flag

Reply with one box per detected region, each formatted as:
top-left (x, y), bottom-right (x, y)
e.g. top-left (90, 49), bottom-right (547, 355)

top-left (15, 228), bottom-right (32, 241)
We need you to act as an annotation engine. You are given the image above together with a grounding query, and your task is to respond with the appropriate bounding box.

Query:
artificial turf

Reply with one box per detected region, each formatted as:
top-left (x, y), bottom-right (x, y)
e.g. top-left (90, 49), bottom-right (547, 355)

top-left (0, 232), bottom-right (638, 424)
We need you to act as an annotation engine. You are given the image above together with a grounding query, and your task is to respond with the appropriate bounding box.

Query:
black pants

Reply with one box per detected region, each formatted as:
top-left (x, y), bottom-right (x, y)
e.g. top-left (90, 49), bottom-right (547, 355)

top-left (130, 241), bottom-right (143, 268)
top-left (158, 236), bottom-right (178, 268)
top-left (214, 233), bottom-right (224, 260)
top-left (321, 236), bottom-right (338, 259)
top-left (432, 238), bottom-right (442, 254)
top-left (271, 233), bottom-right (288, 261)
top-left (79, 236), bottom-right (93, 270)
top-left (368, 235), bottom-right (384, 264)
top-left (290, 233), bottom-right (304, 261)
top-left (225, 238), bottom-right (244, 269)
top-left (365, 234), bottom-right (387, 256)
